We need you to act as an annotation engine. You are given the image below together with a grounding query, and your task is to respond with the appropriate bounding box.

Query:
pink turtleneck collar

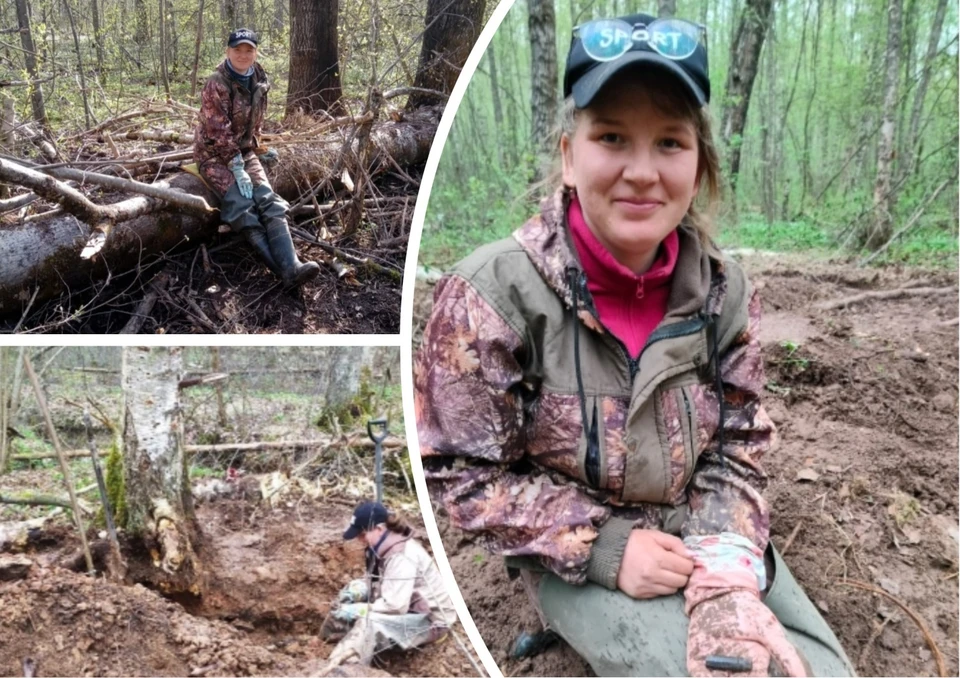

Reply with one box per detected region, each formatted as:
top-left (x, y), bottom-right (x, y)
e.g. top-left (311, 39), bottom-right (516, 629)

top-left (568, 196), bottom-right (679, 358)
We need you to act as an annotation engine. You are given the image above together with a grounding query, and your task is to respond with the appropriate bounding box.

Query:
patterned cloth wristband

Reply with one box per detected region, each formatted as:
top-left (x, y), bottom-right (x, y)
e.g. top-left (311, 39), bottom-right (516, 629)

top-left (683, 532), bottom-right (766, 591)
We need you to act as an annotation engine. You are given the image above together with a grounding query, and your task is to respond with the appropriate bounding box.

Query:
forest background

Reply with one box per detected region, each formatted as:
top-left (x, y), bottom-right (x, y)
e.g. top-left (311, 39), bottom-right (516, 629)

top-left (420, 0), bottom-right (959, 270)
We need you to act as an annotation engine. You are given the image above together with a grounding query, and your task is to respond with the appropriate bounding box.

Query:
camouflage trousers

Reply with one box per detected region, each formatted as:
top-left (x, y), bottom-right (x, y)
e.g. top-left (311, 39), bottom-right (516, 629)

top-left (528, 545), bottom-right (855, 677)
top-left (324, 612), bottom-right (446, 668)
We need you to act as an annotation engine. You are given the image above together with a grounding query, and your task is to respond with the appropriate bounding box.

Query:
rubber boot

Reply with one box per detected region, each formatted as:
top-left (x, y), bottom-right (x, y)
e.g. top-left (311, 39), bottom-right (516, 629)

top-left (264, 216), bottom-right (320, 287)
top-left (243, 229), bottom-right (281, 276)
top-left (510, 629), bottom-right (559, 659)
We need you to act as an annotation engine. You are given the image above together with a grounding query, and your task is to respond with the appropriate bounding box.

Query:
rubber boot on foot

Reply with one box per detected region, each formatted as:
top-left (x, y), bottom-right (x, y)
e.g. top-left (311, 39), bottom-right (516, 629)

top-left (243, 229), bottom-right (280, 276)
top-left (265, 217), bottom-right (320, 287)
top-left (511, 629), bottom-right (559, 659)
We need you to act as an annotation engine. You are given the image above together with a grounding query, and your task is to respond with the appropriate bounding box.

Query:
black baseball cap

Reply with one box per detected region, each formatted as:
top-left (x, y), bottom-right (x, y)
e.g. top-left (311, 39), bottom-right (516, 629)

top-left (343, 501), bottom-right (389, 539)
top-left (228, 28), bottom-right (259, 48)
top-left (563, 13), bottom-right (709, 108)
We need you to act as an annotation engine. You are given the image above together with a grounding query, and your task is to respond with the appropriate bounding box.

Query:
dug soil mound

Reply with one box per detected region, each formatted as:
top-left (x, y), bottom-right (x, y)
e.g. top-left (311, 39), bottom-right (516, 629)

top-left (418, 255), bottom-right (959, 677)
top-left (0, 491), bottom-right (478, 677)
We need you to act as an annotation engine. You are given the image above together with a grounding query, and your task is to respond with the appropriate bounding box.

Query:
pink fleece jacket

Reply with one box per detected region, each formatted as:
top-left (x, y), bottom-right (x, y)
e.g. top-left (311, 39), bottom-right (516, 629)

top-left (568, 197), bottom-right (679, 358)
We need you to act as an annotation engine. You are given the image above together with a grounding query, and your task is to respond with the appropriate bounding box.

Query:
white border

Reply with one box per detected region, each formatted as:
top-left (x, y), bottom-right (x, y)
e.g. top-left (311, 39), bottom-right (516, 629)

top-left (400, 1), bottom-right (518, 675)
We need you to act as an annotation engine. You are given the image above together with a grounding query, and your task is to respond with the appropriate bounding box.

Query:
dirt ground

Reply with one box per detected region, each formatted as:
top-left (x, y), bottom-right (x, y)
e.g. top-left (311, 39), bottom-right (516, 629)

top-left (0, 489), bottom-right (479, 677)
top-left (416, 254), bottom-right (959, 677)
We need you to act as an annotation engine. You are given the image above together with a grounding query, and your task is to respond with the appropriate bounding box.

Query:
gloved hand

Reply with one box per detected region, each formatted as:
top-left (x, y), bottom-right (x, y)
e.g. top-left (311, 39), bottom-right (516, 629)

top-left (338, 578), bottom-right (369, 604)
top-left (229, 153), bottom-right (253, 199)
top-left (686, 590), bottom-right (808, 677)
top-left (332, 602), bottom-right (369, 623)
top-left (258, 147), bottom-right (279, 168)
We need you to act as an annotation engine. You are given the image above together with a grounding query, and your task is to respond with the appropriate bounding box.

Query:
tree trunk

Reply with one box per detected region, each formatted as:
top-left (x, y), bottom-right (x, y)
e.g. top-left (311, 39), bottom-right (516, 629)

top-left (210, 347), bottom-right (227, 428)
top-left (190, 0), bottom-right (206, 96)
top-left (224, 0), bottom-right (239, 30)
top-left (63, 0), bottom-right (94, 130)
top-left (323, 347), bottom-right (368, 415)
top-left (864, 0), bottom-right (902, 250)
top-left (901, 0), bottom-right (947, 184)
top-left (487, 42), bottom-right (507, 167)
top-left (528, 0), bottom-right (557, 185)
top-left (157, 0), bottom-right (171, 97)
top-left (0, 347), bottom-right (8, 473)
top-left (720, 0), bottom-right (773, 193)
top-left (134, 0), bottom-right (149, 45)
top-left (406, 0), bottom-right (486, 110)
top-left (0, 112), bottom-right (439, 313)
top-left (272, 0), bottom-right (285, 39)
top-left (91, 0), bottom-right (105, 81)
top-left (15, 0), bottom-right (48, 126)
top-left (0, 94), bottom-right (13, 199)
top-left (286, 0), bottom-right (342, 116)
top-left (122, 346), bottom-right (197, 582)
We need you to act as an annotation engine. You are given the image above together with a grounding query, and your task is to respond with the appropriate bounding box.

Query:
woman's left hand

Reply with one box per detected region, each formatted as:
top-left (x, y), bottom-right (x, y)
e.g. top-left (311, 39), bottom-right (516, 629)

top-left (686, 590), bottom-right (809, 677)
top-left (332, 602), bottom-right (369, 622)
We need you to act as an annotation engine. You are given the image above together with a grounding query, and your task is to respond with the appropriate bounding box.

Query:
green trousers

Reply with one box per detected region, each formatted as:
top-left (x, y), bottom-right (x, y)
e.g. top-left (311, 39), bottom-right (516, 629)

top-left (537, 546), bottom-right (855, 677)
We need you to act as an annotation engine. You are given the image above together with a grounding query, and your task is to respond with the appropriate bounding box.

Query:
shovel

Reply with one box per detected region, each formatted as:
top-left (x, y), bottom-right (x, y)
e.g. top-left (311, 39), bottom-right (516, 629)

top-left (367, 416), bottom-right (389, 503)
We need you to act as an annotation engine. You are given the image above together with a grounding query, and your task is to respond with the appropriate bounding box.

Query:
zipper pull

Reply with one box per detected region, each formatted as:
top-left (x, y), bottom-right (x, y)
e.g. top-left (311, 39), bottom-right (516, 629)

top-left (636, 278), bottom-right (645, 299)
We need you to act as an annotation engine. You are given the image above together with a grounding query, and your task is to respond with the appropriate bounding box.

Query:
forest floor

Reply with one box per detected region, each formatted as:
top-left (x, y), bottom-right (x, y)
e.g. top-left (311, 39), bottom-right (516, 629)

top-left (0, 478), bottom-right (479, 677)
top-left (415, 253), bottom-right (959, 677)
top-left (2, 131), bottom-right (417, 334)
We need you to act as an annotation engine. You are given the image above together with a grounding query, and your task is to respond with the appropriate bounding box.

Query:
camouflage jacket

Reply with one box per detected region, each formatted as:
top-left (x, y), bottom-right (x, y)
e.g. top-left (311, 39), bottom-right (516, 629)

top-left (415, 190), bottom-right (776, 589)
top-left (193, 61), bottom-right (270, 194)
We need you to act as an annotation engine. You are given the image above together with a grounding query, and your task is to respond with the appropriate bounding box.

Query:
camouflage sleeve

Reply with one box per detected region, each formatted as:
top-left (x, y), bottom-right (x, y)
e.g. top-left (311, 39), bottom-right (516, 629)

top-left (416, 274), bottom-right (610, 585)
top-left (682, 289), bottom-right (774, 551)
top-left (197, 78), bottom-right (240, 166)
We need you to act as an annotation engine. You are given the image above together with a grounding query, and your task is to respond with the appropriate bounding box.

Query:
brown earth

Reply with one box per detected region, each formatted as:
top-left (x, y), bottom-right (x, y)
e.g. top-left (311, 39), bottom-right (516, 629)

top-left (416, 254), bottom-right (959, 677)
top-left (0, 491), bottom-right (479, 677)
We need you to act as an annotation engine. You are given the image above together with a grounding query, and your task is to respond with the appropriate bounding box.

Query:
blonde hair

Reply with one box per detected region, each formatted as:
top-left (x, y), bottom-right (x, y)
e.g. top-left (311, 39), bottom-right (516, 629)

top-left (547, 71), bottom-right (722, 245)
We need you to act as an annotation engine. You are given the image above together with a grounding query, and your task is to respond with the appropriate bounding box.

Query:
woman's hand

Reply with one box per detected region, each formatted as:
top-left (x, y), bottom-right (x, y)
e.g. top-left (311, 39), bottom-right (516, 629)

top-left (687, 590), bottom-right (808, 677)
top-left (616, 529), bottom-right (695, 599)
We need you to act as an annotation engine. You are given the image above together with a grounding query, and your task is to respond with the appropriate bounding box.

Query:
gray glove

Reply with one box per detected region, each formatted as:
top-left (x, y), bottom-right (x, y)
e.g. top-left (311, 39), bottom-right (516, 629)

top-left (338, 579), bottom-right (369, 603)
top-left (229, 153), bottom-right (253, 199)
top-left (258, 147), bottom-right (279, 168)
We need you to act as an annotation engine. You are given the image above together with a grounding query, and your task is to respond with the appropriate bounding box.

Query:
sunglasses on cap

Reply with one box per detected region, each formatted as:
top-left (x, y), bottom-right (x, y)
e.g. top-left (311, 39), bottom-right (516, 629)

top-left (574, 17), bottom-right (706, 63)
top-left (564, 13), bottom-right (711, 107)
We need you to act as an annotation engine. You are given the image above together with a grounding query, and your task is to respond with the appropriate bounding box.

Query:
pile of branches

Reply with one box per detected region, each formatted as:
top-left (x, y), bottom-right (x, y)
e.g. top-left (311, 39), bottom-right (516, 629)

top-left (0, 93), bottom-right (440, 333)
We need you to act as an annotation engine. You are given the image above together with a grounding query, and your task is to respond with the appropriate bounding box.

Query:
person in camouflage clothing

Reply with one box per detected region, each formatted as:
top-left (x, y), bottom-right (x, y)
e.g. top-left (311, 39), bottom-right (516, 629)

top-left (194, 28), bottom-right (319, 287)
top-left (415, 12), bottom-right (854, 678)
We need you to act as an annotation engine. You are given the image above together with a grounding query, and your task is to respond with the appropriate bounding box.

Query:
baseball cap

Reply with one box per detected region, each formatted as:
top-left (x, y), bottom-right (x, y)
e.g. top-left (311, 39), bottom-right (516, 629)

top-left (342, 501), bottom-right (389, 540)
top-left (563, 13), bottom-right (709, 108)
top-left (228, 28), bottom-right (259, 48)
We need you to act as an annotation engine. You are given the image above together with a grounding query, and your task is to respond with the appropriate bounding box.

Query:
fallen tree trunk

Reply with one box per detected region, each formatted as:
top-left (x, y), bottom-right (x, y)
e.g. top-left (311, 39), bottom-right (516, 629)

top-left (0, 110), bottom-right (439, 314)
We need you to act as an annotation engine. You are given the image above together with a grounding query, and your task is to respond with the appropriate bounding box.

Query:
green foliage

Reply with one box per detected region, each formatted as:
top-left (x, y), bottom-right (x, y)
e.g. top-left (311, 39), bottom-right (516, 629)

top-left (104, 440), bottom-right (127, 530)
top-left (716, 211), bottom-right (957, 269)
top-left (717, 215), bottom-right (831, 253)
top-left (419, 0), bottom-right (959, 270)
top-left (189, 465), bottom-right (220, 479)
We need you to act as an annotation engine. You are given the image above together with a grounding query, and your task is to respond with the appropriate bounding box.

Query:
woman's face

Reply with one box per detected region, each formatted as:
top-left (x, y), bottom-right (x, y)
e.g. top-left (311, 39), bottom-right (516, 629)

top-left (361, 525), bottom-right (386, 548)
top-left (226, 43), bottom-right (258, 71)
top-left (561, 83), bottom-right (700, 274)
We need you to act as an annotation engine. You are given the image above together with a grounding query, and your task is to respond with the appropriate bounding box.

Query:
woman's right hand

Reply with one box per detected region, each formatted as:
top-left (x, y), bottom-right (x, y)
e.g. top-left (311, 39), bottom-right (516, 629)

top-left (616, 529), bottom-right (695, 599)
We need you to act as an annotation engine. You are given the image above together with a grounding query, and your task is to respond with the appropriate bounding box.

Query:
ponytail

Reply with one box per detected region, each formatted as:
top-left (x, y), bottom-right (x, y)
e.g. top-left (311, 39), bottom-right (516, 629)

top-left (384, 511), bottom-right (413, 537)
